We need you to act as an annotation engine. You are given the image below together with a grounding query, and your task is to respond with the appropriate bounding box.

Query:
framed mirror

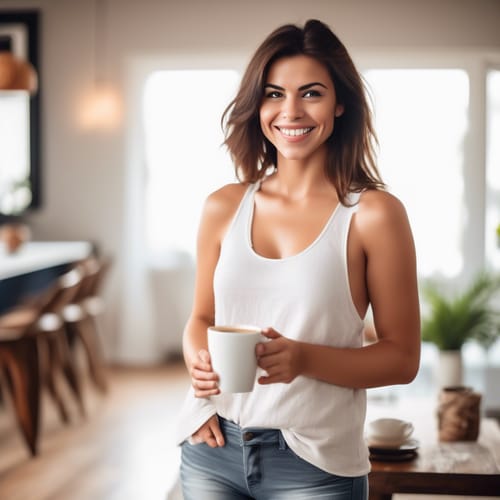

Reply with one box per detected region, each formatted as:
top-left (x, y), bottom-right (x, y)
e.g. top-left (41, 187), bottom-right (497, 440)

top-left (0, 10), bottom-right (40, 219)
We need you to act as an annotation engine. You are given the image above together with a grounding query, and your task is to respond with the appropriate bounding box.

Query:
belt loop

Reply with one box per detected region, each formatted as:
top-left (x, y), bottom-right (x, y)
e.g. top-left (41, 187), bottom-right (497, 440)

top-left (278, 431), bottom-right (287, 450)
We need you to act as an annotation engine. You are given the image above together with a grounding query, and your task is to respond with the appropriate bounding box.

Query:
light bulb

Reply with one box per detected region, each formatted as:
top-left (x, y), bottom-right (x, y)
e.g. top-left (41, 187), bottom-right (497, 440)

top-left (78, 83), bottom-right (122, 130)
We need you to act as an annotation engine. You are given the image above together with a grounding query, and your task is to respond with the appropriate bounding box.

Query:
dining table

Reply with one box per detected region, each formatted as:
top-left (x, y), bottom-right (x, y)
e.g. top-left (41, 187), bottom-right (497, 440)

top-left (367, 394), bottom-right (500, 499)
top-left (0, 240), bottom-right (92, 313)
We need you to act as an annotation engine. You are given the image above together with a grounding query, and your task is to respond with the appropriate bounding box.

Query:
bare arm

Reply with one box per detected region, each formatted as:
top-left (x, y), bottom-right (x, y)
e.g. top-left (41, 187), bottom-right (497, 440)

top-left (182, 184), bottom-right (247, 447)
top-left (183, 183), bottom-right (247, 392)
top-left (257, 190), bottom-right (421, 389)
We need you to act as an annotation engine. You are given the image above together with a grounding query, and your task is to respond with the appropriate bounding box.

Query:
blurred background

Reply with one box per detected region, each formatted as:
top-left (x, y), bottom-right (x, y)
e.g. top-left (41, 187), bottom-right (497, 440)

top-left (0, 1), bottom-right (500, 498)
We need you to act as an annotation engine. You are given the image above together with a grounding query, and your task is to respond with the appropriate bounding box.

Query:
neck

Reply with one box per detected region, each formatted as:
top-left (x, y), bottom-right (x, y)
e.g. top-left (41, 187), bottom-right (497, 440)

top-left (272, 149), bottom-right (333, 200)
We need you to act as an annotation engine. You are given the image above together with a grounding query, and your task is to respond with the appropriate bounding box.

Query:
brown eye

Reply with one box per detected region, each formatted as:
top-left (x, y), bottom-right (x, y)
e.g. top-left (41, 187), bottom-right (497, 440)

top-left (303, 89), bottom-right (322, 98)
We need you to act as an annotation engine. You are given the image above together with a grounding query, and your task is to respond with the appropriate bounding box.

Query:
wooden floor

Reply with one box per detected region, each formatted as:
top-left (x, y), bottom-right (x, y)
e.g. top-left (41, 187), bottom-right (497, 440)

top-left (0, 361), bottom-right (190, 500)
top-left (0, 362), bottom-right (497, 500)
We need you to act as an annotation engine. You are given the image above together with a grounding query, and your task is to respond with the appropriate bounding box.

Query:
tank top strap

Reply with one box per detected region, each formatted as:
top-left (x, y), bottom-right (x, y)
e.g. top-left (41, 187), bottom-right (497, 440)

top-left (221, 182), bottom-right (259, 250)
top-left (336, 190), bottom-right (362, 228)
top-left (237, 182), bottom-right (259, 224)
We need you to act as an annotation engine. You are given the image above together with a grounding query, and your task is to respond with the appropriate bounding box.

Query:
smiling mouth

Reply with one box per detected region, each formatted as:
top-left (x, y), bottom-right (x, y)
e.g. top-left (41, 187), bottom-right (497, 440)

top-left (277, 127), bottom-right (314, 137)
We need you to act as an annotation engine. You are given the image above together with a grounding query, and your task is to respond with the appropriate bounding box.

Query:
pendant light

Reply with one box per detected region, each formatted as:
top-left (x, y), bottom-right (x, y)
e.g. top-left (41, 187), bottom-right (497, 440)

top-left (0, 41), bottom-right (38, 94)
top-left (78, 0), bottom-right (121, 130)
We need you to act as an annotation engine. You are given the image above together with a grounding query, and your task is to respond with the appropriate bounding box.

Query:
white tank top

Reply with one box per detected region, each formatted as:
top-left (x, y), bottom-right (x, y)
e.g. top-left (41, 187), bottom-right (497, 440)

top-left (176, 182), bottom-right (370, 477)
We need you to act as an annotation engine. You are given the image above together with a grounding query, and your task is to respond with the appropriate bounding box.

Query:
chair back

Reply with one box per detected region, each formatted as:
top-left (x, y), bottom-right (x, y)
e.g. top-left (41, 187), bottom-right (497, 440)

top-left (40, 266), bottom-right (83, 316)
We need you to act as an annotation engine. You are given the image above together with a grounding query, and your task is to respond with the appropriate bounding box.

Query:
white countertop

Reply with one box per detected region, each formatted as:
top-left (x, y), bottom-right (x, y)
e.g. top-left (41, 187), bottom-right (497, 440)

top-left (0, 241), bottom-right (93, 279)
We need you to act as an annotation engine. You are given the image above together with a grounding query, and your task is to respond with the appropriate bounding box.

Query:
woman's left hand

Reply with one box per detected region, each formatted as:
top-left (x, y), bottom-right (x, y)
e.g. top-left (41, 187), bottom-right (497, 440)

top-left (256, 327), bottom-right (303, 385)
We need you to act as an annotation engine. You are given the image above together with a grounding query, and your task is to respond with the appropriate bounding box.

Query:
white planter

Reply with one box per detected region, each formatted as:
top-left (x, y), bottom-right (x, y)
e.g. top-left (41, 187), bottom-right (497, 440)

top-left (437, 350), bottom-right (463, 388)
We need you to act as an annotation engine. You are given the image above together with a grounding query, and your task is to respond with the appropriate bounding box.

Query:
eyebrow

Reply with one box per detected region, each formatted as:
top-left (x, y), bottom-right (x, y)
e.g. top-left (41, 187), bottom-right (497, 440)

top-left (264, 82), bottom-right (328, 91)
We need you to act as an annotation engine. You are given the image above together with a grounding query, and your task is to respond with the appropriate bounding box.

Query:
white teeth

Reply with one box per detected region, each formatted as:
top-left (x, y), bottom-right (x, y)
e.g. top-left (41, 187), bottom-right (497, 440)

top-left (280, 127), bottom-right (313, 137)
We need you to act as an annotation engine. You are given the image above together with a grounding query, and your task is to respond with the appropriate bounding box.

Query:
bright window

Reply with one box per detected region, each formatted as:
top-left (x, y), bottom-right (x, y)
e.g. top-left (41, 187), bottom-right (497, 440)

top-left (0, 91), bottom-right (30, 215)
top-left (363, 69), bottom-right (469, 279)
top-left (143, 70), bottom-right (239, 263)
top-left (486, 69), bottom-right (500, 270)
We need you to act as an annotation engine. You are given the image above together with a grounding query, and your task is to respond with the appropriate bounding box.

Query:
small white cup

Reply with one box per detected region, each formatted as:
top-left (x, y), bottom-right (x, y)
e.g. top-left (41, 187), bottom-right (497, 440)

top-left (207, 325), bottom-right (263, 393)
top-left (367, 418), bottom-right (414, 447)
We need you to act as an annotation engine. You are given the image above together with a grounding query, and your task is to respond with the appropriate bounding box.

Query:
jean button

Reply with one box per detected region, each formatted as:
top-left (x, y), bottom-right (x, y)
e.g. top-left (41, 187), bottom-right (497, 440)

top-left (243, 432), bottom-right (254, 441)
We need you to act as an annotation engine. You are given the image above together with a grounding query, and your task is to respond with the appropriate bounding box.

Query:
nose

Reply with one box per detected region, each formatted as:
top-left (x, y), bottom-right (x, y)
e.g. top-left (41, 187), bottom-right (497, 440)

top-left (282, 95), bottom-right (303, 120)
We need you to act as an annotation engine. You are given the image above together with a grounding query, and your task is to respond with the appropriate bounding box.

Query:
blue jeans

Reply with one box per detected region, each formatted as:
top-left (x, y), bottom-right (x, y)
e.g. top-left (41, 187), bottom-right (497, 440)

top-left (181, 416), bottom-right (368, 500)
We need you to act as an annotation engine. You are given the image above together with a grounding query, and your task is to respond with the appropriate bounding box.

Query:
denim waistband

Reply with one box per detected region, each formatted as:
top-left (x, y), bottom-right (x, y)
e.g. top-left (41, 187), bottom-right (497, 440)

top-left (218, 416), bottom-right (287, 450)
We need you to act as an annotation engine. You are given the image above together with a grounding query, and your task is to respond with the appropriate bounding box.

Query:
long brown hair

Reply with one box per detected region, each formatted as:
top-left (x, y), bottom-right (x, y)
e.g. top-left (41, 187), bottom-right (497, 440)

top-left (222, 19), bottom-right (385, 204)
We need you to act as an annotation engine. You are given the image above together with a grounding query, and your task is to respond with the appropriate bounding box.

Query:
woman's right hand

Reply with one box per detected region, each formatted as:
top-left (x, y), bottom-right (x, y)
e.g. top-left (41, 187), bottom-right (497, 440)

top-left (190, 349), bottom-right (220, 398)
top-left (190, 414), bottom-right (225, 448)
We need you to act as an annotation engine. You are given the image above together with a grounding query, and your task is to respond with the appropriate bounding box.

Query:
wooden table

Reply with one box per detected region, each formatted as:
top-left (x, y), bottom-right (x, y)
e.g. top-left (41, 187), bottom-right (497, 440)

top-left (0, 241), bottom-right (92, 280)
top-left (0, 241), bottom-right (92, 313)
top-left (368, 400), bottom-right (500, 499)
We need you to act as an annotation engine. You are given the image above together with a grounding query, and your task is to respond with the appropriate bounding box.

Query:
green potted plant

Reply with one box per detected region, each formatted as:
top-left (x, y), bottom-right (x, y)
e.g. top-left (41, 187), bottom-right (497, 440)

top-left (421, 272), bottom-right (500, 387)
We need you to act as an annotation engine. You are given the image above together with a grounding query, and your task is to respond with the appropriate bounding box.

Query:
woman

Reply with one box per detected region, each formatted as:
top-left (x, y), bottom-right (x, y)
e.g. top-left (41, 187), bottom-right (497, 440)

top-left (177, 19), bottom-right (420, 499)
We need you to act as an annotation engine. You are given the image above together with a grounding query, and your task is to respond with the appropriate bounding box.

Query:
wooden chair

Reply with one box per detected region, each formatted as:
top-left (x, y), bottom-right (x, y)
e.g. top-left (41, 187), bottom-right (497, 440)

top-left (63, 256), bottom-right (111, 394)
top-left (0, 266), bottom-right (86, 455)
top-left (0, 283), bottom-right (58, 455)
top-left (38, 267), bottom-right (87, 421)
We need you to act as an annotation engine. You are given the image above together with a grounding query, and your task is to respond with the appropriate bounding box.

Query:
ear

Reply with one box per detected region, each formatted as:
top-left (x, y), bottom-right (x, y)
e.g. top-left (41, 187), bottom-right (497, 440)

top-left (335, 104), bottom-right (344, 117)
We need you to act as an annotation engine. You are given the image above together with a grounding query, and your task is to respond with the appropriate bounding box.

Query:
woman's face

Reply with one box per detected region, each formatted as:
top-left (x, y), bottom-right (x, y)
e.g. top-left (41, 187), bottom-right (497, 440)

top-left (259, 54), bottom-right (344, 163)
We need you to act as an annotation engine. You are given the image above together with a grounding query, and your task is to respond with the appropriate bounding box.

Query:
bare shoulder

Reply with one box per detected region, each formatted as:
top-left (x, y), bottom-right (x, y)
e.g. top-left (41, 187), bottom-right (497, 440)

top-left (353, 189), bottom-right (414, 249)
top-left (198, 183), bottom-right (249, 241)
top-left (356, 189), bottom-right (410, 227)
top-left (203, 182), bottom-right (248, 219)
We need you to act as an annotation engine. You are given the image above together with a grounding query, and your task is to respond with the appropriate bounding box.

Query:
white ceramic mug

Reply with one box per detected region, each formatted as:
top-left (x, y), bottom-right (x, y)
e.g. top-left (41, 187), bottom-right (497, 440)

top-left (367, 418), bottom-right (414, 447)
top-left (207, 325), bottom-right (263, 393)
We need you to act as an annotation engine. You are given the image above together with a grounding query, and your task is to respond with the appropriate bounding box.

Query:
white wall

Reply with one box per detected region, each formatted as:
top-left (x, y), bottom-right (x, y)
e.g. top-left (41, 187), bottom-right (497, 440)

top-left (1, 0), bottom-right (500, 362)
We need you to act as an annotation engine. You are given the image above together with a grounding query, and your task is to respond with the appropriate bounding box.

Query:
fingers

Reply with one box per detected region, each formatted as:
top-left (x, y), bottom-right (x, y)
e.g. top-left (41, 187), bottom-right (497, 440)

top-left (191, 431), bottom-right (219, 447)
top-left (193, 349), bottom-right (212, 372)
top-left (190, 349), bottom-right (220, 397)
top-left (261, 327), bottom-right (281, 339)
top-left (209, 416), bottom-right (225, 447)
top-left (256, 328), bottom-right (282, 357)
top-left (258, 360), bottom-right (285, 380)
top-left (192, 376), bottom-right (219, 397)
top-left (191, 366), bottom-right (218, 382)
top-left (193, 384), bottom-right (219, 398)
top-left (258, 370), bottom-right (293, 385)
top-left (256, 334), bottom-right (287, 368)
top-left (258, 374), bottom-right (278, 385)
top-left (257, 352), bottom-right (282, 374)
top-left (191, 416), bottom-right (225, 448)
top-left (255, 330), bottom-right (302, 385)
